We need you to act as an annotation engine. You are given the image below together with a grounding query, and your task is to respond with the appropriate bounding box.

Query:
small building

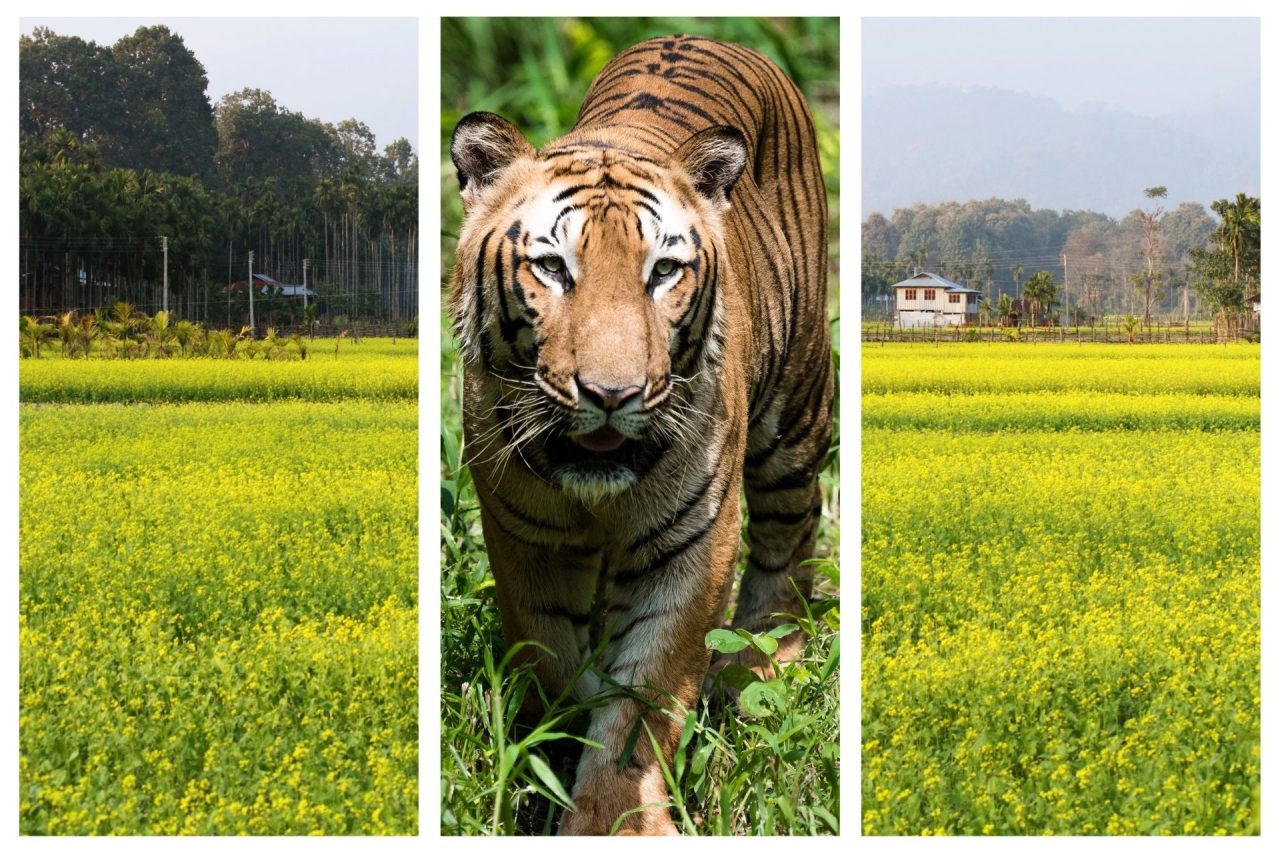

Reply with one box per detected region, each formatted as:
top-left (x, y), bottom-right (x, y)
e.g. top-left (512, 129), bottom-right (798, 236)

top-left (893, 272), bottom-right (981, 328)
top-left (224, 273), bottom-right (317, 299)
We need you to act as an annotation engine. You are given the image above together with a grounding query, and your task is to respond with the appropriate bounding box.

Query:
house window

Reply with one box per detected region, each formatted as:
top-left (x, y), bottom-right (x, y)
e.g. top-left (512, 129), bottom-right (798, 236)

top-left (904, 288), bottom-right (917, 300)
top-left (949, 293), bottom-right (960, 304)
top-left (924, 288), bottom-right (936, 300)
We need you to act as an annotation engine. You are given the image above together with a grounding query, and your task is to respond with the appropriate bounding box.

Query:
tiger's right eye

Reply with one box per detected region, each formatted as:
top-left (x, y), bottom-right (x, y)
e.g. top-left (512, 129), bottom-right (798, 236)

top-left (536, 256), bottom-right (565, 275)
top-left (653, 258), bottom-right (678, 277)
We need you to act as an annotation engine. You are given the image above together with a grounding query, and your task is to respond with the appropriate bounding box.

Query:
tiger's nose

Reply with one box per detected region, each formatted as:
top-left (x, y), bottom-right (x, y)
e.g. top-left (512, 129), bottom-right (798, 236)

top-left (577, 380), bottom-right (643, 411)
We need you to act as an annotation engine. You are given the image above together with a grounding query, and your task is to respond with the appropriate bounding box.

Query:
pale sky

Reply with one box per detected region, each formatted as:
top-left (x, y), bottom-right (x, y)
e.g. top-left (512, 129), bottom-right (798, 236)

top-left (20, 17), bottom-right (419, 152)
top-left (863, 17), bottom-right (1259, 119)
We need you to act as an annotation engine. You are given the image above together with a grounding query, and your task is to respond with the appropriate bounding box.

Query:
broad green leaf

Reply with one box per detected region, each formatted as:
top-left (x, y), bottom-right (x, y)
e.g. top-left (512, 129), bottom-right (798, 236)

top-left (705, 628), bottom-right (750, 653)
top-left (750, 633), bottom-right (779, 656)
top-left (739, 680), bottom-right (789, 717)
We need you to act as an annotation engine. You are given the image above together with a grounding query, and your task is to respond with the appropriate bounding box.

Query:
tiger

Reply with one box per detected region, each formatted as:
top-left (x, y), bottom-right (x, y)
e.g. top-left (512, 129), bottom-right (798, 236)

top-left (449, 34), bottom-right (833, 835)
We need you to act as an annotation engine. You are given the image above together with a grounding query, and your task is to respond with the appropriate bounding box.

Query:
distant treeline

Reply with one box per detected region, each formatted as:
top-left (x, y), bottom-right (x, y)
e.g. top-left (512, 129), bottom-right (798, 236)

top-left (19, 25), bottom-right (418, 324)
top-left (863, 195), bottom-right (1259, 323)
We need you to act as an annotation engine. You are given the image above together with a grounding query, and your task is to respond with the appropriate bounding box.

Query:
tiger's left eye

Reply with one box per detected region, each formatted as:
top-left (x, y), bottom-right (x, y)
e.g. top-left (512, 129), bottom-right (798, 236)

top-left (537, 256), bottom-right (565, 274)
top-left (653, 258), bottom-right (679, 278)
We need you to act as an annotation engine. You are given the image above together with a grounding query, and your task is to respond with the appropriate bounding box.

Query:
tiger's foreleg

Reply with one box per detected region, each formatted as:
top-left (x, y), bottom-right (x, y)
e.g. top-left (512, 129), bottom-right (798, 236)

top-left (477, 489), bottom-right (603, 708)
top-left (732, 365), bottom-right (834, 675)
top-left (557, 474), bottom-right (742, 836)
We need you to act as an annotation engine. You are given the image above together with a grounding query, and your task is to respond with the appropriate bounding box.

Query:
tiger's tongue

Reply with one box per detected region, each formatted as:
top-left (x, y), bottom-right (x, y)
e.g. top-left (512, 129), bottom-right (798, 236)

top-left (572, 425), bottom-right (626, 453)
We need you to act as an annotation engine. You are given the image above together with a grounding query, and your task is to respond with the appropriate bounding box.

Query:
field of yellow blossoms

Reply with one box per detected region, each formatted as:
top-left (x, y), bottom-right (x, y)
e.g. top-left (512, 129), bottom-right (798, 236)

top-left (19, 339), bottom-right (418, 834)
top-left (862, 343), bottom-right (1259, 835)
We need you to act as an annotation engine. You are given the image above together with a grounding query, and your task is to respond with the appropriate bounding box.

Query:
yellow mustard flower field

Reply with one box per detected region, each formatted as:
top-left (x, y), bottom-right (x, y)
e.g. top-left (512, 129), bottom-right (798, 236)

top-left (862, 343), bottom-right (1260, 835)
top-left (19, 339), bottom-right (418, 834)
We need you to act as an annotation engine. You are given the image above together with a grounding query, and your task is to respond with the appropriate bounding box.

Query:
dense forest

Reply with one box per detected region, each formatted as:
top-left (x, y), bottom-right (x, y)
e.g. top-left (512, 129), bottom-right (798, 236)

top-left (19, 25), bottom-right (418, 327)
top-left (862, 193), bottom-right (1260, 326)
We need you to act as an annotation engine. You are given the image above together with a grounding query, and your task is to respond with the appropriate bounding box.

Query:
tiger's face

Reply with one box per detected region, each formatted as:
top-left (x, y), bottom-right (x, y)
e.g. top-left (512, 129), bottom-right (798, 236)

top-left (451, 113), bottom-right (747, 501)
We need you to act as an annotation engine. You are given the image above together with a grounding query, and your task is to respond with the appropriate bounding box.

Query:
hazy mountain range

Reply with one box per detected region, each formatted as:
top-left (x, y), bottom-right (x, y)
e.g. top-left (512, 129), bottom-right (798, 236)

top-left (862, 84), bottom-right (1259, 220)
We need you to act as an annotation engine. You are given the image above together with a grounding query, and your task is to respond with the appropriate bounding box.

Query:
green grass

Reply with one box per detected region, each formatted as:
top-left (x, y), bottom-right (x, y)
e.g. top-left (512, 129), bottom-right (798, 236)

top-left (19, 340), bottom-right (418, 834)
top-left (440, 327), bottom-right (840, 835)
top-left (862, 344), bottom-right (1260, 835)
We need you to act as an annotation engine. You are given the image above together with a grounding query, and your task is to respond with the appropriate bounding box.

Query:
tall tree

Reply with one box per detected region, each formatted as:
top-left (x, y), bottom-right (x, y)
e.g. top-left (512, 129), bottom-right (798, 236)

top-left (20, 29), bottom-right (122, 157)
top-left (111, 26), bottom-right (218, 178)
top-left (214, 89), bottom-right (334, 187)
top-left (1135, 185), bottom-right (1167, 326)
top-left (1210, 193), bottom-right (1261, 291)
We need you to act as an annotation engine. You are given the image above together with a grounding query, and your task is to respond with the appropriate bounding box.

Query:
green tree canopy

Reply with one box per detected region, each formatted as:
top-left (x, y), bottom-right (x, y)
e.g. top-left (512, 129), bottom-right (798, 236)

top-left (1023, 270), bottom-right (1058, 327)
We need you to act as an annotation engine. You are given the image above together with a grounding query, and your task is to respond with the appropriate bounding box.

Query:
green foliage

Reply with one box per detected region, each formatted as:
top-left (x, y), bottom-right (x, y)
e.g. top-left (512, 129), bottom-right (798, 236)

top-left (1022, 270), bottom-right (1058, 326)
top-left (19, 347), bottom-right (418, 834)
top-left (1120, 314), bottom-right (1141, 342)
top-left (862, 343), bottom-right (1259, 835)
top-left (1192, 193), bottom-right (1261, 329)
top-left (19, 314), bottom-right (54, 359)
top-left (20, 25), bottom-right (215, 177)
top-left (20, 25), bottom-right (418, 323)
top-left (862, 198), bottom-right (1230, 318)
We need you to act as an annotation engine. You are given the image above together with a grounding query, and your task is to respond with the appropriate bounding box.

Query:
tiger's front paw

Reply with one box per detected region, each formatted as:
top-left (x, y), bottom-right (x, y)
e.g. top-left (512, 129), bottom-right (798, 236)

top-left (706, 647), bottom-right (777, 706)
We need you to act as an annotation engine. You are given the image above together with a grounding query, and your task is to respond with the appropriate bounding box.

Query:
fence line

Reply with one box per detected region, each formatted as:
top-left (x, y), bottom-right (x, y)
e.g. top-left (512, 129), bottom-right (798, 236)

top-left (860, 316), bottom-right (1259, 345)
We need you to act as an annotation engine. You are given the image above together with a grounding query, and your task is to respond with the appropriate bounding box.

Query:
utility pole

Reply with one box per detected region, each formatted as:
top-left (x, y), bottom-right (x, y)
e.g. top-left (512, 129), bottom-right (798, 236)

top-left (162, 236), bottom-right (169, 314)
top-left (248, 250), bottom-right (256, 334)
top-left (1062, 252), bottom-right (1068, 331)
top-left (227, 241), bottom-right (232, 328)
top-left (303, 258), bottom-right (310, 310)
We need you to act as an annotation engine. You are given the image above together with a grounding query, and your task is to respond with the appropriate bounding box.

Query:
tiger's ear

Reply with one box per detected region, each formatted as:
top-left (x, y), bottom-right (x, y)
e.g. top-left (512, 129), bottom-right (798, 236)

top-left (674, 126), bottom-right (748, 209)
top-left (451, 112), bottom-right (535, 209)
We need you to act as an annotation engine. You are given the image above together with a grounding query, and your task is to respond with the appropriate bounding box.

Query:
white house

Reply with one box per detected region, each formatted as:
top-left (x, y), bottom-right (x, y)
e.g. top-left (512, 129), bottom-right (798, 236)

top-left (893, 272), bottom-right (981, 328)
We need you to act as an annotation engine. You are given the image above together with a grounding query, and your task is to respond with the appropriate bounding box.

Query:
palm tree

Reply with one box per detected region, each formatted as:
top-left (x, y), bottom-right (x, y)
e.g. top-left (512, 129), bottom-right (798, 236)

top-left (173, 320), bottom-right (201, 357)
top-left (145, 310), bottom-right (178, 358)
top-left (303, 301), bottom-right (319, 342)
top-left (1011, 264), bottom-right (1024, 300)
top-left (1212, 193), bottom-right (1261, 287)
top-left (1023, 271), bottom-right (1058, 329)
top-left (55, 310), bottom-right (78, 357)
top-left (19, 315), bottom-right (53, 358)
top-left (76, 312), bottom-right (100, 357)
top-left (997, 293), bottom-right (1014, 328)
top-left (1121, 314), bottom-right (1141, 343)
top-left (206, 328), bottom-right (234, 358)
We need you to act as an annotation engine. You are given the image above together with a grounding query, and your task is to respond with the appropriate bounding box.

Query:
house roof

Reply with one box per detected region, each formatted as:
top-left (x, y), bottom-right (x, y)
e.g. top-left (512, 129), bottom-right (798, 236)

top-left (891, 271), bottom-right (982, 294)
top-left (223, 272), bottom-right (317, 297)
